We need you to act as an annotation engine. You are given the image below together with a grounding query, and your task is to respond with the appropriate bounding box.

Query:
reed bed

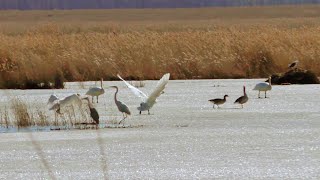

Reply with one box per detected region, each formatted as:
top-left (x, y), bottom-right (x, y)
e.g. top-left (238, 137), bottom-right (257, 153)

top-left (1, 6), bottom-right (320, 88)
top-left (0, 96), bottom-right (87, 128)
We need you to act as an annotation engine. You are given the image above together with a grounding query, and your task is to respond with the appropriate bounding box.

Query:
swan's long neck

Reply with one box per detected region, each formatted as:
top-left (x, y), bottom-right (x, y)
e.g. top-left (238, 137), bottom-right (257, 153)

top-left (243, 86), bottom-right (247, 96)
top-left (114, 86), bottom-right (119, 103)
top-left (269, 77), bottom-right (272, 85)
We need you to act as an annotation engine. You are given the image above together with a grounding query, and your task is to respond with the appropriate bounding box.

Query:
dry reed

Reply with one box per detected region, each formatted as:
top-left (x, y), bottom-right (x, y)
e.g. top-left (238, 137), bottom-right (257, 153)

top-left (1, 6), bottom-right (320, 88)
top-left (0, 96), bottom-right (90, 128)
top-left (0, 106), bottom-right (9, 128)
top-left (11, 98), bottom-right (33, 127)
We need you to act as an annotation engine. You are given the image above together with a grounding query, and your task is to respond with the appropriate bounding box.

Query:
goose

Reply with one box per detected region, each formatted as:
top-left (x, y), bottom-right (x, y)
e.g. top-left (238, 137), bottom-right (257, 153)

top-left (209, 95), bottom-right (229, 108)
top-left (234, 86), bottom-right (249, 108)
top-left (253, 77), bottom-right (272, 98)
top-left (86, 78), bottom-right (105, 103)
top-left (117, 73), bottom-right (170, 115)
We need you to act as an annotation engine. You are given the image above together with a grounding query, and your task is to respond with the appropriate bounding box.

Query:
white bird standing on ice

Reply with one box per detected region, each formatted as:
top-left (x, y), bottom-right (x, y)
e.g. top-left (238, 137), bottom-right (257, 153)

top-left (253, 77), bottom-right (272, 98)
top-left (117, 73), bottom-right (170, 115)
top-left (49, 94), bottom-right (82, 114)
top-left (86, 78), bottom-right (105, 103)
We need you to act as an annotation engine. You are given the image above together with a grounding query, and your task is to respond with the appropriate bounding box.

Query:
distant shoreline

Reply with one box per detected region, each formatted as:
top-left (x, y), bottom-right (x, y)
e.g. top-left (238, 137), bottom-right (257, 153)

top-left (0, 3), bottom-right (320, 11)
top-left (0, 1), bottom-right (319, 10)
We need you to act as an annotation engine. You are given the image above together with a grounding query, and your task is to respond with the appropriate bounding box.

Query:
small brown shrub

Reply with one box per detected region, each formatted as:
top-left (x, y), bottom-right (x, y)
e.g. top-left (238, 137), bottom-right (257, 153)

top-left (11, 98), bottom-right (33, 127)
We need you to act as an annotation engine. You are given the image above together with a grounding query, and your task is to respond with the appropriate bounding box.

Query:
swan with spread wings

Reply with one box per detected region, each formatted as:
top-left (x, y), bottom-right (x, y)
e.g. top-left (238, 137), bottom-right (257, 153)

top-left (117, 73), bottom-right (170, 115)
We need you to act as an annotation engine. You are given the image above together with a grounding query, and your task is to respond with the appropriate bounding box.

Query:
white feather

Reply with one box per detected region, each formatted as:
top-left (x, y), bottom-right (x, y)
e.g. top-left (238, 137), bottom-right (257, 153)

top-left (146, 73), bottom-right (170, 104)
top-left (48, 94), bottom-right (82, 112)
top-left (47, 94), bottom-right (59, 105)
top-left (118, 73), bottom-right (170, 112)
top-left (117, 74), bottom-right (148, 101)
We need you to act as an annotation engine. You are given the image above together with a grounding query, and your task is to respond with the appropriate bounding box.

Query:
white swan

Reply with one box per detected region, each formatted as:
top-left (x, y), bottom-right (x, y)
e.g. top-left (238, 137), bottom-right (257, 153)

top-left (117, 73), bottom-right (170, 115)
top-left (253, 77), bottom-right (272, 98)
top-left (49, 94), bottom-right (82, 114)
top-left (86, 78), bottom-right (105, 103)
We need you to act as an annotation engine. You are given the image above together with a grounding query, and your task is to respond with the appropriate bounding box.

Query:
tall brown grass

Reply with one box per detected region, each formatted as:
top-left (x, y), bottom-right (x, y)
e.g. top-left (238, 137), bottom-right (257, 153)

top-left (11, 98), bottom-right (33, 127)
top-left (0, 96), bottom-right (86, 128)
top-left (1, 6), bottom-right (320, 88)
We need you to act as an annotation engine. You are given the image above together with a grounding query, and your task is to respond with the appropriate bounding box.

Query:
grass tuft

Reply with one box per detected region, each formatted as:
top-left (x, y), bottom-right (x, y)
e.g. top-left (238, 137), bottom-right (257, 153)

top-left (11, 98), bottom-right (33, 127)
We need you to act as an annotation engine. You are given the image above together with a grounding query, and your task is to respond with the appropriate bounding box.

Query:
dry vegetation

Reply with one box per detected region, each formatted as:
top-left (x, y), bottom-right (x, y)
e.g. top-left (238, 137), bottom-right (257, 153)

top-left (0, 96), bottom-right (92, 129)
top-left (1, 5), bottom-right (320, 88)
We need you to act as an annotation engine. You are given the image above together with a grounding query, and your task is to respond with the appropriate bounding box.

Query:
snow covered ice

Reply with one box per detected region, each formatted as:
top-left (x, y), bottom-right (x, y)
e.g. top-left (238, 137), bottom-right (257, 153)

top-left (0, 79), bottom-right (319, 179)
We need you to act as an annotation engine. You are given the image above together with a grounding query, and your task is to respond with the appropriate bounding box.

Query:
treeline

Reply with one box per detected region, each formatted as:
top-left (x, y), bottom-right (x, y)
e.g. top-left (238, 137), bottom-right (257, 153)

top-left (0, 0), bottom-right (320, 10)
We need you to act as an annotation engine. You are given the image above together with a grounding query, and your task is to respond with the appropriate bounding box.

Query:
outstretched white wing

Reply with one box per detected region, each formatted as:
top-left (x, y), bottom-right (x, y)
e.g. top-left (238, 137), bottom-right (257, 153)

top-left (146, 73), bottom-right (170, 104)
top-left (117, 74), bottom-right (148, 101)
top-left (47, 94), bottom-right (59, 105)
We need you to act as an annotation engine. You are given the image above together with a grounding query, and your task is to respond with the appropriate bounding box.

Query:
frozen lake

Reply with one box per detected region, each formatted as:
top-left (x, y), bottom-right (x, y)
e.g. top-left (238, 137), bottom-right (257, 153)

top-left (0, 79), bottom-right (320, 179)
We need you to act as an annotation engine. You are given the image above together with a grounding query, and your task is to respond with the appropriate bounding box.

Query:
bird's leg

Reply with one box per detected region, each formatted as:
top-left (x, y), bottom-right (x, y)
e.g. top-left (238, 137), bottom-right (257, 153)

top-left (213, 105), bottom-right (215, 109)
top-left (119, 113), bottom-right (127, 127)
top-left (265, 91), bottom-right (267, 98)
top-left (54, 112), bottom-right (58, 126)
top-left (258, 91), bottom-right (261, 98)
top-left (97, 96), bottom-right (99, 103)
top-left (148, 110), bottom-right (150, 115)
top-left (118, 119), bottom-right (122, 125)
top-left (139, 111), bottom-right (142, 115)
top-left (123, 114), bottom-right (127, 127)
top-left (118, 113), bottom-right (125, 125)
top-left (56, 108), bottom-right (61, 115)
top-left (92, 96), bottom-right (94, 103)
top-left (241, 104), bottom-right (243, 109)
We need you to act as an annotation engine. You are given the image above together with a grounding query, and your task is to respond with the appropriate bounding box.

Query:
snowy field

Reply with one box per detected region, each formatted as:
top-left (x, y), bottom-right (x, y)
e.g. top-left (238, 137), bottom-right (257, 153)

top-left (0, 79), bottom-right (320, 179)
